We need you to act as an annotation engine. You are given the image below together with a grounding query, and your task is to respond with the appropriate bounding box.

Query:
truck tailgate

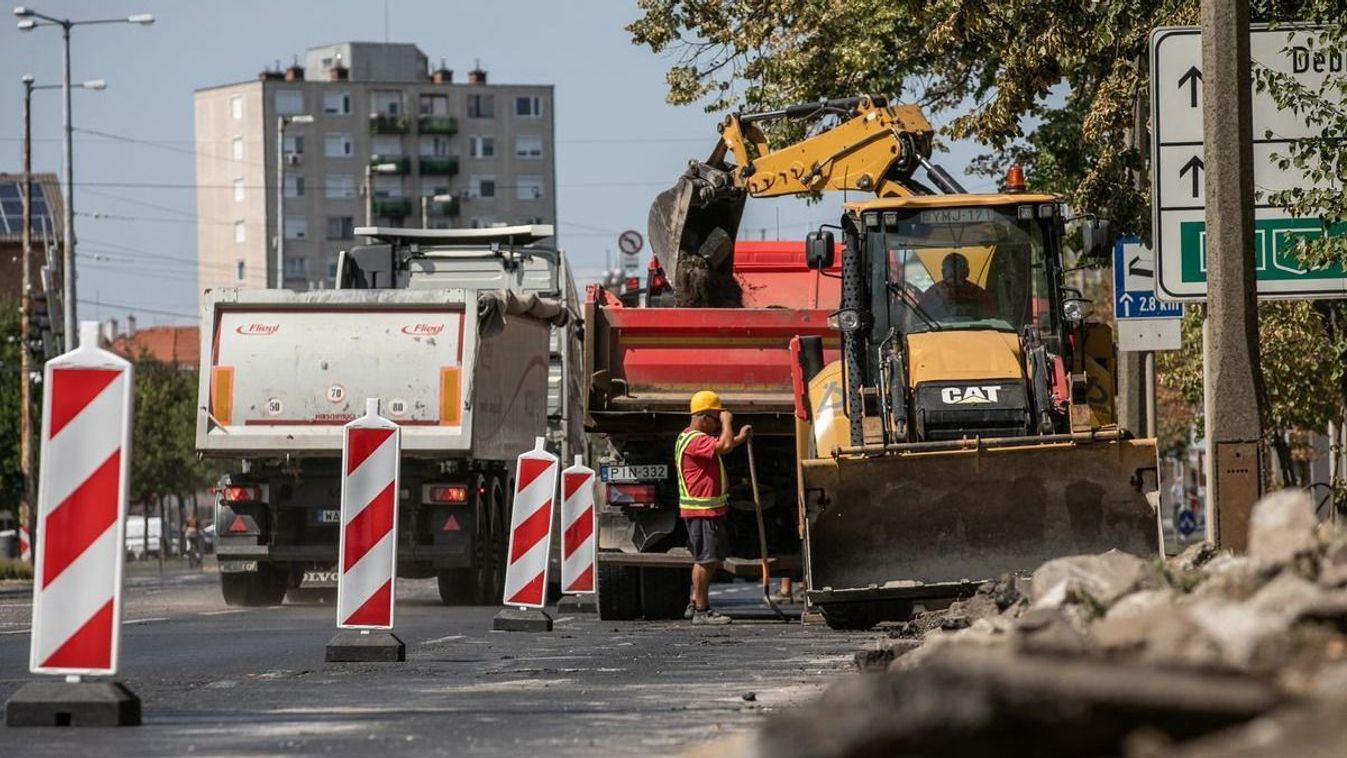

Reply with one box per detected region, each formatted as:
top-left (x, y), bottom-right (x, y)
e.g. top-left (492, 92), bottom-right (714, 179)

top-left (198, 288), bottom-right (476, 456)
top-left (585, 289), bottom-right (839, 420)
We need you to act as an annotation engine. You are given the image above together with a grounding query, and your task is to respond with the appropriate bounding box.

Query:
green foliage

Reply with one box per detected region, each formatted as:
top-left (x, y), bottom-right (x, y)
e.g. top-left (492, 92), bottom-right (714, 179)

top-left (0, 298), bottom-right (22, 510)
top-left (129, 353), bottom-right (219, 503)
top-left (0, 558), bottom-right (33, 580)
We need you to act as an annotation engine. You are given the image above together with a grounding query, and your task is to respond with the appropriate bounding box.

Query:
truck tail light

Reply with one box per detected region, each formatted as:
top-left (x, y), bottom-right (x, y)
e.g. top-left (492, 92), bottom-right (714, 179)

top-left (427, 484), bottom-right (469, 504)
top-left (220, 485), bottom-right (262, 503)
top-left (607, 483), bottom-right (657, 506)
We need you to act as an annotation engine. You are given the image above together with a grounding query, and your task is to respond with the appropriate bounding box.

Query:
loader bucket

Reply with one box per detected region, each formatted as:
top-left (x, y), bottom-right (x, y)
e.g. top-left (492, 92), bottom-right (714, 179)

top-left (647, 163), bottom-right (748, 290)
top-left (801, 438), bottom-right (1161, 606)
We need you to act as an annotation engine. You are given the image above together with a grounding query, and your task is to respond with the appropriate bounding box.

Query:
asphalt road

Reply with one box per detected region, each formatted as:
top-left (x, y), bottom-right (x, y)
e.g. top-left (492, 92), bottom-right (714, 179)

top-left (0, 566), bottom-right (877, 756)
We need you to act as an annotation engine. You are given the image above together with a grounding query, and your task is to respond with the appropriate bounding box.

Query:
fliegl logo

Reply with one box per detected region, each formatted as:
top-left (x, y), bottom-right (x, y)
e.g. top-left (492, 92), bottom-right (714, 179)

top-left (940, 385), bottom-right (1002, 405)
top-left (234, 323), bottom-right (280, 336)
top-left (400, 323), bottom-right (445, 337)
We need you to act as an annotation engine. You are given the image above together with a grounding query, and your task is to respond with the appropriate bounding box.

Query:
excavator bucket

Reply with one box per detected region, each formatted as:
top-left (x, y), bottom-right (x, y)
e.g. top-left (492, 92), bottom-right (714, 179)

top-left (647, 162), bottom-right (747, 299)
top-left (800, 438), bottom-right (1161, 625)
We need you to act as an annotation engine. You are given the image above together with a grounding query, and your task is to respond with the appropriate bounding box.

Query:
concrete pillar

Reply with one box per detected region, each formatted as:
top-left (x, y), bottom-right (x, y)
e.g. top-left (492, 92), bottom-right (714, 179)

top-left (1117, 351), bottom-right (1146, 435)
top-left (1200, 0), bottom-right (1264, 550)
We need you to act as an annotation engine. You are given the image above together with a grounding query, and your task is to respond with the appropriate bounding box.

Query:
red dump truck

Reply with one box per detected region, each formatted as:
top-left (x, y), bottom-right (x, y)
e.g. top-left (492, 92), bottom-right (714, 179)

top-left (585, 241), bottom-right (840, 619)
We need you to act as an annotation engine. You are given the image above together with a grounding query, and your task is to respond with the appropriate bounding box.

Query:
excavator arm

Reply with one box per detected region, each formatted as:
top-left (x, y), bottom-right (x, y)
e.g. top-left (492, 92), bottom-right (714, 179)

top-left (649, 96), bottom-right (946, 304)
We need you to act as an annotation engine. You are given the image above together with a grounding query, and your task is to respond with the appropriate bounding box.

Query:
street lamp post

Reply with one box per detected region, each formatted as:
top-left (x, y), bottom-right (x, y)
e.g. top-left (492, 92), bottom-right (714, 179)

top-left (420, 193), bottom-right (455, 228)
top-left (19, 73), bottom-right (105, 555)
top-left (276, 114), bottom-right (313, 289)
top-left (15, 5), bottom-right (153, 342)
top-left (364, 162), bottom-right (402, 227)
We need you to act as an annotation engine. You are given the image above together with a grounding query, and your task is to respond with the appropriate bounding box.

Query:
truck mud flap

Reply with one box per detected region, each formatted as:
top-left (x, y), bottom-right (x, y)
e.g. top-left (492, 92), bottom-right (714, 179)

top-left (801, 438), bottom-right (1161, 596)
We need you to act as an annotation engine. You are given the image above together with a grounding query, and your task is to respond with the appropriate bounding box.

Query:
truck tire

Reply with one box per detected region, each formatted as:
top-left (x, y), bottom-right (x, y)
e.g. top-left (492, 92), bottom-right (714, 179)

top-left (820, 602), bottom-right (877, 630)
top-left (639, 567), bottom-right (691, 620)
top-left (474, 475), bottom-right (508, 603)
top-left (597, 564), bottom-right (641, 620)
top-left (437, 568), bottom-right (476, 605)
top-left (220, 564), bottom-right (288, 607)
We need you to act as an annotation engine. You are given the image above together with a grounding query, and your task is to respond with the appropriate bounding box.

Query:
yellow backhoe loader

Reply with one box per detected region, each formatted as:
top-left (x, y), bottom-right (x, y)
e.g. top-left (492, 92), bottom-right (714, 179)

top-left (650, 96), bottom-right (1161, 629)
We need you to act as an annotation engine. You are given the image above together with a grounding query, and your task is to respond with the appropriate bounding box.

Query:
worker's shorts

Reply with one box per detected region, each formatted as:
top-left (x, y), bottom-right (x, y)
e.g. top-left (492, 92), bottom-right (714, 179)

top-left (684, 516), bottom-right (729, 565)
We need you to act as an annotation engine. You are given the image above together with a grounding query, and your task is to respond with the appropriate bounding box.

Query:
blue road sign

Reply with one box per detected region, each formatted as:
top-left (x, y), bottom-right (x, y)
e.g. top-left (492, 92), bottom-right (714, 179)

top-left (1115, 237), bottom-right (1183, 320)
top-left (1176, 508), bottom-right (1198, 538)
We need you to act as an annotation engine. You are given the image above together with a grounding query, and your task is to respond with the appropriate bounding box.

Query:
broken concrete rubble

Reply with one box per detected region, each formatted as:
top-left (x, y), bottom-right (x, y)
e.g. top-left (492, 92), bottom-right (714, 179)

top-left (749, 488), bottom-right (1347, 757)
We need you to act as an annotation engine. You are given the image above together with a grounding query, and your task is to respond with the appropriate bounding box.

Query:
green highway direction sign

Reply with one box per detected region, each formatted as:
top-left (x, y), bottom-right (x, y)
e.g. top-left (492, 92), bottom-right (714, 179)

top-left (1150, 25), bottom-right (1346, 300)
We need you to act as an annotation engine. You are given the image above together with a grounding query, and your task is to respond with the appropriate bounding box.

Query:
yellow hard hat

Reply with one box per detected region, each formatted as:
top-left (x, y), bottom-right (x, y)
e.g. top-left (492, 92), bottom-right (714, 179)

top-left (689, 390), bottom-right (724, 415)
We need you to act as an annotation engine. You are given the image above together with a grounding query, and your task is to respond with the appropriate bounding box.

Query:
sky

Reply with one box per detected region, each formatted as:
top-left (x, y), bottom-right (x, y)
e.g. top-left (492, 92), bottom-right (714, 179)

top-left (2, 0), bottom-right (988, 327)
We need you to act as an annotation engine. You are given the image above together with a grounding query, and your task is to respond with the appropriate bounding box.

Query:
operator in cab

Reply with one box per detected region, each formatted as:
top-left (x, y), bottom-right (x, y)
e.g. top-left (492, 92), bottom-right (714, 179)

top-left (917, 251), bottom-right (996, 320)
top-left (677, 390), bottom-right (751, 625)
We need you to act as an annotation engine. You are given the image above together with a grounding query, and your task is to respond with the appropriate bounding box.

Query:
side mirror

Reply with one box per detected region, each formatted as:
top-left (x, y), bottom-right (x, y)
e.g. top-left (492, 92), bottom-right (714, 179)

top-left (1080, 218), bottom-right (1114, 261)
top-left (805, 230), bottom-right (835, 270)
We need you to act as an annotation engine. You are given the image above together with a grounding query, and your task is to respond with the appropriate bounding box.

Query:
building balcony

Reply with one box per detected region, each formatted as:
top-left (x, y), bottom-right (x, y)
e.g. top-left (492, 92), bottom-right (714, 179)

top-left (369, 155), bottom-right (411, 174)
top-left (418, 115), bottom-right (458, 135)
top-left (429, 198), bottom-right (461, 217)
top-left (369, 114), bottom-right (409, 134)
top-left (418, 156), bottom-right (460, 176)
top-left (371, 198), bottom-right (412, 217)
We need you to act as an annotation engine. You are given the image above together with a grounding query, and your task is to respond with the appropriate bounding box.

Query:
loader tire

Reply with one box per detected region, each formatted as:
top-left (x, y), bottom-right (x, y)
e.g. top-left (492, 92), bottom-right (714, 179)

top-left (639, 567), bottom-right (691, 620)
top-left (820, 603), bottom-right (877, 630)
top-left (598, 563), bottom-right (642, 620)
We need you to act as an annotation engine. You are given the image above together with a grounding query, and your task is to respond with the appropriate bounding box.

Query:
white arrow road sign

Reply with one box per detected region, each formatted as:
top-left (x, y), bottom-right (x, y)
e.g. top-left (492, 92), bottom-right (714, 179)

top-left (1151, 25), bottom-right (1347, 301)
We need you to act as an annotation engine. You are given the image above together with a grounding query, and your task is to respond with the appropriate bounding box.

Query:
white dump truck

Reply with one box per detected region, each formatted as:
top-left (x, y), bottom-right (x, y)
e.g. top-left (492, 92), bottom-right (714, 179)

top-left (197, 226), bottom-right (579, 606)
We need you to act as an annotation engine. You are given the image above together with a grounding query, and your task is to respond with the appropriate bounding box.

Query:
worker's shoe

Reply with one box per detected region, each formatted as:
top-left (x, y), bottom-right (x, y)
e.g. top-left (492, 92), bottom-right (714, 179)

top-left (769, 589), bottom-right (794, 604)
top-left (684, 602), bottom-right (696, 620)
top-left (691, 607), bottom-right (732, 625)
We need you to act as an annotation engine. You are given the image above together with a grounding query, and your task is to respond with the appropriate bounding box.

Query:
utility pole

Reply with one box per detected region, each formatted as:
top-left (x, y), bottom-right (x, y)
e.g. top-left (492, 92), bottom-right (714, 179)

top-left (1201, 0), bottom-right (1263, 549)
top-left (20, 75), bottom-right (35, 558)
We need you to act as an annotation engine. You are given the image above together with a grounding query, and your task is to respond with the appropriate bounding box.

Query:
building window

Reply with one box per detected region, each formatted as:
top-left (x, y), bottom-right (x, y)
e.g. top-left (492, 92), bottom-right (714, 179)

top-left (516, 176), bottom-right (544, 201)
top-left (284, 257), bottom-right (307, 279)
top-left (234, 220), bottom-right (246, 243)
top-left (284, 175), bottom-right (305, 198)
top-left (231, 137), bottom-right (244, 161)
top-left (323, 91), bottom-right (351, 115)
top-left (324, 133), bottom-right (353, 158)
top-left (326, 215), bottom-right (355, 240)
top-left (420, 135), bottom-right (451, 157)
top-left (371, 90), bottom-right (402, 116)
top-left (469, 136), bottom-right (495, 158)
top-left (285, 216), bottom-right (308, 240)
top-left (421, 180), bottom-right (450, 197)
top-left (233, 177), bottom-right (245, 202)
top-left (327, 259), bottom-right (339, 279)
top-left (275, 90), bottom-right (304, 115)
top-left (283, 134), bottom-right (304, 158)
top-left (372, 175), bottom-right (403, 198)
top-left (469, 217), bottom-right (497, 229)
top-left (235, 259), bottom-right (246, 281)
top-left (372, 135), bottom-right (402, 155)
top-left (230, 95), bottom-right (243, 120)
top-left (419, 94), bottom-right (448, 116)
top-left (515, 96), bottom-right (543, 118)
top-left (515, 136), bottom-right (544, 159)
top-left (326, 174), bottom-right (355, 199)
top-left (467, 94), bottom-right (495, 119)
top-left (470, 175), bottom-right (496, 199)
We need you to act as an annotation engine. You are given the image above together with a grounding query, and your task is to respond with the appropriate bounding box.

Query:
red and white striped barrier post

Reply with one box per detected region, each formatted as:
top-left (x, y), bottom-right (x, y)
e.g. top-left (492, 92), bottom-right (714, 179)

top-left (18, 523), bottom-right (30, 564)
top-left (6, 322), bottom-right (140, 727)
top-left (494, 436), bottom-right (559, 632)
top-left (327, 398), bottom-right (404, 662)
top-left (560, 455), bottom-right (596, 595)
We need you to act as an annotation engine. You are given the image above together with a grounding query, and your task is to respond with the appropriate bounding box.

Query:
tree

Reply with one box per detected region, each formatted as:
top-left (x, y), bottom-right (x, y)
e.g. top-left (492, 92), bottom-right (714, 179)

top-left (0, 298), bottom-right (22, 512)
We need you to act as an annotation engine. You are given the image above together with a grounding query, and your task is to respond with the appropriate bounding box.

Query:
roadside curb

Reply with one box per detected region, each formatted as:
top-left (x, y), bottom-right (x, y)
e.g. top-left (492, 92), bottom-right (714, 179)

top-left (0, 580), bottom-right (33, 598)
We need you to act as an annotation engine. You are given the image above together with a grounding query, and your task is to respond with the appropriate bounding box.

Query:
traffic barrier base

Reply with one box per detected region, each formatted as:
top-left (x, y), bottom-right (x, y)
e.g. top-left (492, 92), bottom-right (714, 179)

top-left (325, 630), bottom-right (405, 662)
top-left (555, 595), bottom-right (598, 614)
top-left (493, 607), bottom-right (554, 632)
top-left (5, 680), bottom-right (141, 727)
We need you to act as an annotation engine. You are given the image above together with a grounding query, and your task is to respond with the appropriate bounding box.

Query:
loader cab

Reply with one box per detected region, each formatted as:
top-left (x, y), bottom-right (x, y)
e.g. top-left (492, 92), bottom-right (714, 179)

top-left (848, 195), bottom-right (1067, 351)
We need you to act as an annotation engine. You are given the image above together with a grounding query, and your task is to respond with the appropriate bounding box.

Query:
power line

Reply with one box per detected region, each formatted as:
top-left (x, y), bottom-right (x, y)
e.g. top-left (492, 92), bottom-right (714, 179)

top-left (77, 298), bottom-right (196, 319)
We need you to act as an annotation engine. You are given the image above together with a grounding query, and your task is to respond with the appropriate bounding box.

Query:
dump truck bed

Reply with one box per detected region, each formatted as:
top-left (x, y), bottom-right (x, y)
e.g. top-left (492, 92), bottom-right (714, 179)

top-left (196, 288), bottom-right (550, 459)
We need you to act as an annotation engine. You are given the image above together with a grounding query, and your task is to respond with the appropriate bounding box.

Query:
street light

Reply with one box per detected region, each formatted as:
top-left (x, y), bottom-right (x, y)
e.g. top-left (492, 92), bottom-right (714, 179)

top-left (15, 4), bottom-right (154, 343)
top-left (276, 113), bottom-right (314, 289)
top-left (420, 193), bottom-right (455, 228)
top-left (364, 162), bottom-right (402, 226)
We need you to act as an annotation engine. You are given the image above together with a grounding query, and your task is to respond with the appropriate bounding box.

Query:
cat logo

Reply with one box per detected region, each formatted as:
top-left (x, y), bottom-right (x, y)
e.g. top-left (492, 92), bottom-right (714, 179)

top-left (940, 385), bottom-right (1002, 405)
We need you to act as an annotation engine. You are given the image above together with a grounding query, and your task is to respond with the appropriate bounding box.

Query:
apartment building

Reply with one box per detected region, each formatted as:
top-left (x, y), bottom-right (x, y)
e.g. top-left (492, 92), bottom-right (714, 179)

top-left (194, 42), bottom-right (555, 293)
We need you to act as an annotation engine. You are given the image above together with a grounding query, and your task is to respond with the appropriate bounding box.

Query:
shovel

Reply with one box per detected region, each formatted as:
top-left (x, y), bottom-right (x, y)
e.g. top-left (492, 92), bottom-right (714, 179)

top-left (747, 436), bottom-right (789, 622)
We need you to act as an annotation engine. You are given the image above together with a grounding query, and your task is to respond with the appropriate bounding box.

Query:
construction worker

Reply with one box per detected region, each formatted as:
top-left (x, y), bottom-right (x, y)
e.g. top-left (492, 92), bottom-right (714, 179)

top-left (678, 390), bottom-right (751, 625)
top-left (918, 251), bottom-right (996, 320)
